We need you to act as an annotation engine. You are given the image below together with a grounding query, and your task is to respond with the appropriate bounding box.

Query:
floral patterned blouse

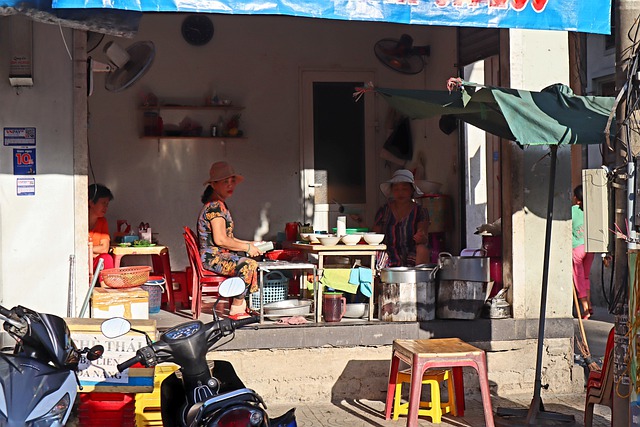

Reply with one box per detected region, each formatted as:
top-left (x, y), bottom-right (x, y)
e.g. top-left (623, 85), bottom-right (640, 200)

top-left (197, 201), bottom-right (258, 292)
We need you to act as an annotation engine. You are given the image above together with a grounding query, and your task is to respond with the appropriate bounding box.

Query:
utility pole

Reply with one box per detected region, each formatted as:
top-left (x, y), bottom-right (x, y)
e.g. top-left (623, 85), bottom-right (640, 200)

top-left (614, 1), bottom-right (640, 425)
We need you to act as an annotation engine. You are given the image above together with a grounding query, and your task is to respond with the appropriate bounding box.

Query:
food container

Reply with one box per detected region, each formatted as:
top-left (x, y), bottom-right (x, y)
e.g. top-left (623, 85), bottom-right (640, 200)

top-left (379, 265), bottom-right (438, 321)
top-left (437, 252), bottom-right (490, 282)
top-left (263, 299), bottom-right (312, 318)
top-left (344, 303), bottom-right (369, 318)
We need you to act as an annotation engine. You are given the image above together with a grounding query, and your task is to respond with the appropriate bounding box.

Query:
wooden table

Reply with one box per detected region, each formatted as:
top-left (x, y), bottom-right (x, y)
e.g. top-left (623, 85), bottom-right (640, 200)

top-left (109, 245), bottom-right (175, 312)
top-left (292, 243), bottom-right (385, 321)
top-left (385, 338), bottom-right (494, 427)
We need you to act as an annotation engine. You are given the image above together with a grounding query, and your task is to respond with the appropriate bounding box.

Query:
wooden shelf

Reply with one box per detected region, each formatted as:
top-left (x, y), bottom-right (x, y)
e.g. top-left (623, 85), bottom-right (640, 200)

top-left (140, 136), bottom-right (247, 141)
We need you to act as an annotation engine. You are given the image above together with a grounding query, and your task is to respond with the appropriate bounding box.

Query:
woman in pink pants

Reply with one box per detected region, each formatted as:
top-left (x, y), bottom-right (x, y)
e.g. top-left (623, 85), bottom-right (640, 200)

top-left (572, 185), bottom-right (594, 319)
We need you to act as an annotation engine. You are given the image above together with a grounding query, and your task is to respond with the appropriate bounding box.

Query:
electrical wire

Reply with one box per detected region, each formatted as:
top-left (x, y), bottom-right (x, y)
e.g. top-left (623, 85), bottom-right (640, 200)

top-left (58, 23), bottom-right (72, 61)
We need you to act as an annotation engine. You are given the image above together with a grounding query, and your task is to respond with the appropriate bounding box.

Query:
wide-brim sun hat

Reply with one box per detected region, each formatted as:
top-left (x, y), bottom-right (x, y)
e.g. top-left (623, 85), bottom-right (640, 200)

top-left (203, 161), bottom-right (245, 185)
top-left (380, 169), bottom-right (423, 198)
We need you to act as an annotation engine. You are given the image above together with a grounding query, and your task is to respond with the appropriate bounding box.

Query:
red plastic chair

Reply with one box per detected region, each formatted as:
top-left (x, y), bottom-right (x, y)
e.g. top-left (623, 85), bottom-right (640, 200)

top-left (183, 226), bottom-right (227, 319)
top-left (584, 327), bottom-right (615, 427)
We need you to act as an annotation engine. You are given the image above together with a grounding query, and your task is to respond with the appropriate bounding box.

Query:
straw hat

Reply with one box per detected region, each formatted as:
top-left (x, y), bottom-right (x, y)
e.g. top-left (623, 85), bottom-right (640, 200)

top-left (203, 161), bottom-right (245, 186)
top-left (379, 169), bottom-right (423, 198)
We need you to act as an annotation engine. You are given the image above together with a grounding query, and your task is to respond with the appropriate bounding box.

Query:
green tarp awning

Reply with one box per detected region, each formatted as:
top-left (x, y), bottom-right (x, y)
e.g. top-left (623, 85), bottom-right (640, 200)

top-left (370, 82), bottom-right (615, 146)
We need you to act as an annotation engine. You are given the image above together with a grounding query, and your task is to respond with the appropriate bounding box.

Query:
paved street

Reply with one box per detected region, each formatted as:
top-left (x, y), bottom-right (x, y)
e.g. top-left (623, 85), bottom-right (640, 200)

top-left (265, 307), bottom-right (616, 426)
top-left (268, 392), bottom-right (612, 426)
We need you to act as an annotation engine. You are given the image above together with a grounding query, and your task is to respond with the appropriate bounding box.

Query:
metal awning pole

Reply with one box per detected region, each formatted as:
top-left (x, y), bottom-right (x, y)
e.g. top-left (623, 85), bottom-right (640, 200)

top-left (495, 145), bottom-right (576, 426)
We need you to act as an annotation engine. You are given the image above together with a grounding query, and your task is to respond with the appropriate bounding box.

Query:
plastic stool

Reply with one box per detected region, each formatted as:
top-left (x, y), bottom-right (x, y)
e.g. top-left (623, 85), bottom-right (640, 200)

top-left (392, 369), bottom-right (456, 422)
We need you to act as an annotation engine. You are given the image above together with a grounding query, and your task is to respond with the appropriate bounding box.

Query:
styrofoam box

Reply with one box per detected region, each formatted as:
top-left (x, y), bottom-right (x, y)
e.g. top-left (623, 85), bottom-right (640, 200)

top-left (92, 287), bottom-right (149, 320)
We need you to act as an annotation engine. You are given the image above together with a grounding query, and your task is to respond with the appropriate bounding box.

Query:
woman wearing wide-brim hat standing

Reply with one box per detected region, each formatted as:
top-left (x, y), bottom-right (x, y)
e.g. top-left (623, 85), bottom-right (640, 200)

top-left (198, 161), bottom-right (265, 319)
top-left (367, 169), bottom-right (431, 267)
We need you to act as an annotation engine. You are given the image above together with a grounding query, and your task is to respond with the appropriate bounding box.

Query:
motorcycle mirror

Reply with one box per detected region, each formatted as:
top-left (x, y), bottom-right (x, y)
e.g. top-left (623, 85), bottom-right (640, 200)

top-left (100, 317), bottom-right (132, 339)
top-left (218, 277), bottom-right (246, 298)
top-left (87, 345), bottom-right (105, 361)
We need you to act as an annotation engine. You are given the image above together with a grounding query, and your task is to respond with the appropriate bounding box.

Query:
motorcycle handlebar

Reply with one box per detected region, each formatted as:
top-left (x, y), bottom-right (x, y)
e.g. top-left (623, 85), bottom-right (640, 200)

top-left (231, 316), bottom-right (260, 329)
top-left (117, 353), bottom-right (144, 372)
top-left (116, 316), bottom-right (259, 372)
top-left (0, 306), bottom-right (12, 318)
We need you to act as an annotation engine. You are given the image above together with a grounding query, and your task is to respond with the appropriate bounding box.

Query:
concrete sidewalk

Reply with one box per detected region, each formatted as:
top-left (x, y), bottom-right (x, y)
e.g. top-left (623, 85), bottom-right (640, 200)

top-left (269, 392), bottom-right (611, 426)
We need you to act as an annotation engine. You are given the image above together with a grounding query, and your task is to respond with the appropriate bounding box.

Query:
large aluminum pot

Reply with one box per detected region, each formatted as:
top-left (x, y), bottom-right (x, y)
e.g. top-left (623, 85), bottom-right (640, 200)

top-left (380, 264), bottom-right (438, 283)
top-left (437, 252), bottom-right (490, 282)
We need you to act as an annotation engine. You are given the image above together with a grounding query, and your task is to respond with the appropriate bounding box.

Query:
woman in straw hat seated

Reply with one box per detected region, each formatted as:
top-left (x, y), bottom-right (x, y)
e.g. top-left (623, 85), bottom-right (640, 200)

top-left (198, 161), bottom-right (266, 320)
top-left (371, 169), bottom-right (430, 267)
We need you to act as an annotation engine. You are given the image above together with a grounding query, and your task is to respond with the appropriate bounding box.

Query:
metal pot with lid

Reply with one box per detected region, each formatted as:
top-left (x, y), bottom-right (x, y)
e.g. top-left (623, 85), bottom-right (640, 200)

top-left (379, 264), bottom-right (439, 283)
top-left (437, 252), bottom-right (490, 282)
top-left (379, 264), bottom-right (439, 322)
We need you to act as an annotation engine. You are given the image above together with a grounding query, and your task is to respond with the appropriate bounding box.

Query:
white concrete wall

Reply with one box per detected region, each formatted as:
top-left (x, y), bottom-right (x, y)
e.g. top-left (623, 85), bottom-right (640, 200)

top-left (88, 14), bottom-right (459, 271)
top-left (212, 339), bottom-right (582, 404)
top-left (508, 30), bottom-right (573, 319)
top-left (0, 18), bottom-right (77, 315)
top-left (463, 61), bottom-right (488, 251)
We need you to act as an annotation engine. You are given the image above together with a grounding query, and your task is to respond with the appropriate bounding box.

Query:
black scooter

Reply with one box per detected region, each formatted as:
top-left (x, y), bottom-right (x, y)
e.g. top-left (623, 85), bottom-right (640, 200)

top-left (0, 304), bottom-right (104, 426)
top-left (101, 277), bottom-right (296, 427)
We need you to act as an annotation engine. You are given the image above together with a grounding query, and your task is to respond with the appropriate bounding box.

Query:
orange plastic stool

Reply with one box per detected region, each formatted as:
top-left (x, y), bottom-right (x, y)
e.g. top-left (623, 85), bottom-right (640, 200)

top-left (392, 368), bottom-right (457, 422)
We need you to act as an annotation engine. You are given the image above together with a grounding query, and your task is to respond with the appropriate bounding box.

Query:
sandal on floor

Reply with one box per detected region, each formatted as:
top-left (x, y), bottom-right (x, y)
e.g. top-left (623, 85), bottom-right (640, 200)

top-left (581, 313), bottom-right (591, 320)
top-left (228, 312), bottom-right (252, 320)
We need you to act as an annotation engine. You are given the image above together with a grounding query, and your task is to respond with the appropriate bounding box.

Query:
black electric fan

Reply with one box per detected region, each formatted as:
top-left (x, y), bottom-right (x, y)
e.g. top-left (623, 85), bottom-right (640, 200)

top-left (374, 34), bottom-right (430, 75)
top-left (87, 40), bottom-right (156, 95)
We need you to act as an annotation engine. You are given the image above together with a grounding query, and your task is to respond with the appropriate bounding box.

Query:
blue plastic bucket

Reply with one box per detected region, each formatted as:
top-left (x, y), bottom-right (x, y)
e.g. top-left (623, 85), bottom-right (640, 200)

top-left (142, 276), bottom-right (165, 314)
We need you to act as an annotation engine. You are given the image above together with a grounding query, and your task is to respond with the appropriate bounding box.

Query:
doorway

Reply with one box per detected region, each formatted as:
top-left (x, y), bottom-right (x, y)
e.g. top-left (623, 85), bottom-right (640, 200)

top-left (299, 70), bottom-right (376, 232)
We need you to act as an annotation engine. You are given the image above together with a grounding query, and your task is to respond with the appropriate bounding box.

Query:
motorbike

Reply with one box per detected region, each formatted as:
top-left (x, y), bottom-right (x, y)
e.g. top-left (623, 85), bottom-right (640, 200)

top-left (101, 277), bottom-right (297, 427)
top-left (0, 304), bottom-right (104, 426)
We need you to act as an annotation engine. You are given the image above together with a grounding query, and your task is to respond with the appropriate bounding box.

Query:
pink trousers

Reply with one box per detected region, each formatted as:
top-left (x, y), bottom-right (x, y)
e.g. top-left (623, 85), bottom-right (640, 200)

top-left (572, 244), bottom-right (594, 298)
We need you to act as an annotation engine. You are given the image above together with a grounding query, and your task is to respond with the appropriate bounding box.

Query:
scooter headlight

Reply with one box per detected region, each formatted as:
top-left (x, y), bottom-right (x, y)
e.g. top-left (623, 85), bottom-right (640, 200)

top-left (26, 393), bottom-right (70, 427)
top-left (212, 406), bottom-right (264, 427)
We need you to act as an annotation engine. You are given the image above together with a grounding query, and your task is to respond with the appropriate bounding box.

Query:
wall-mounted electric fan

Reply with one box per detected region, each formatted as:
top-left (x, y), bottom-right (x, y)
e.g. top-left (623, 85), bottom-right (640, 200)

top-left (374, 34), bottom-right (430, 75)
top-left (87, 40), bottom-right (155, 95)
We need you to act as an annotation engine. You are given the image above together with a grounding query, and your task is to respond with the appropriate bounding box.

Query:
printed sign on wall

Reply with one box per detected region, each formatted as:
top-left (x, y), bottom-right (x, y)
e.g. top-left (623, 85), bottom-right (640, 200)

top-left (16, 178), bottom-right (35, 196)
top-left (13, 148), bottom-right (35, 175)
top-left (3, 127), bottom-right (36, 146)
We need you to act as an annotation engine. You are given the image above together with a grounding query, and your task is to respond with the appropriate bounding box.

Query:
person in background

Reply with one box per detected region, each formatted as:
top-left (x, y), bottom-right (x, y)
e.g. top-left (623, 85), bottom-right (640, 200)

top-left (198, 161), bottom-right (265, 320)
top-left (572, 184), bottom-right (594, 319)
top-left (356, 169), bottom-right (430, 266)
top-left (88, 184), bottom-right (115, 275)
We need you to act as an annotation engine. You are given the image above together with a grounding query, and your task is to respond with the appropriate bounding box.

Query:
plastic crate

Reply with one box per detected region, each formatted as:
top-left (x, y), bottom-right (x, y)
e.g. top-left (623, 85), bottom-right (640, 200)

top-left (249, 271), bottom-right (289, 309)
top-left (135, 364), bottom-right (180, 427)
top-left (78, 392), bottom-right (136, 427)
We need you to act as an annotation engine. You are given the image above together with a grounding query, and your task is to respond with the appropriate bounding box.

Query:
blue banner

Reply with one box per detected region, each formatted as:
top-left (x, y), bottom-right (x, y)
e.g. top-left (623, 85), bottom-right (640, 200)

top-left (47, 0), bottom-right (611, 35)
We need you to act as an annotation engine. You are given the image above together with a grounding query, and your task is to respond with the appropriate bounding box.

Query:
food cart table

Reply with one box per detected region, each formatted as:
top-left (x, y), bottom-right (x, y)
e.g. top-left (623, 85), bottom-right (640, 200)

top-left (256, 260), bottom-right (317, 323)
top-left (109, 245), bottom-right (175, 312)
top-left (291, 243), bottom-right (386, 321)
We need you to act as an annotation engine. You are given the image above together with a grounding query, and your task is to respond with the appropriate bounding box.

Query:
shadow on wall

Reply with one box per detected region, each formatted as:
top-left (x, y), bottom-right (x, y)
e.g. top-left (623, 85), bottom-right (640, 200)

top-left (331, 359), bottom-right (390, 402)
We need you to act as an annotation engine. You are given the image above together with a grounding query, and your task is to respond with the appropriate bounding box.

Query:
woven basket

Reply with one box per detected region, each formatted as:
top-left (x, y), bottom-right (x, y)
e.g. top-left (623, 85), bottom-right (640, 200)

top-left (249, 271), bottom-right (289, 309)
top-left (102, 266), bottom-right (152, 289)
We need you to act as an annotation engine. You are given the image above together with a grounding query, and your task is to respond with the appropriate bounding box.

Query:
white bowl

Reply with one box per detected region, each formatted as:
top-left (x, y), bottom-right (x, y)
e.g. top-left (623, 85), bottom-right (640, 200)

top-left (318, 235), bottom-right (341, 246)
top-left (415, 180), bottom-right (442, 195)
top-left (363, 233), bottom-right (385, 245)
top-left (340, 234), bottom-right (362, 245)
top-left (300, 232), bottom-right (320, 244)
